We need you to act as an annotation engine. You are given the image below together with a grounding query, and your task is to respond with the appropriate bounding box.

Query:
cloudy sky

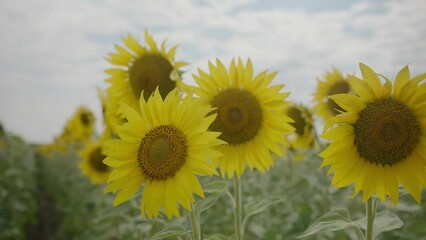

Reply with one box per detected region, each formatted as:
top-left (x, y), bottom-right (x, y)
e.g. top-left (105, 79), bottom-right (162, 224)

top-left (1, 0), bottom-right (425, 144)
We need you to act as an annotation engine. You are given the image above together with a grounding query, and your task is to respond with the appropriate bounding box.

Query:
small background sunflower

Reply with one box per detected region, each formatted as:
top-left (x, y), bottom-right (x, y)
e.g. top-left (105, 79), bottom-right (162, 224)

top-left (104, 31), bottom-right (188, 131)
top-left (285, 103), bottom-right (317, 160)
top-left (313, 68), bottom-right (353, 122)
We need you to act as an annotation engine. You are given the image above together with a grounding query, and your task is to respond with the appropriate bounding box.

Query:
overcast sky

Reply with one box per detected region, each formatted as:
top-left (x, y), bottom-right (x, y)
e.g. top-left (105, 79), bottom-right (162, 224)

top-left (1, 0), bottom-right (425, 144)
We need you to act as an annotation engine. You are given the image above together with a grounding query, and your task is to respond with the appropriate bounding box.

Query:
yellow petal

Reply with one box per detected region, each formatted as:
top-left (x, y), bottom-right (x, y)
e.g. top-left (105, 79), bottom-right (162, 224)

top-left (399, 79), bottom-right (419, 104)
top-left (167, 45), bottom-right (178, 59)
top-left (113, 178), bottom-right (142, 206)
top-left (329, 94), bottom-right (365, 112)
top-left (359, 63), bottom-right (382, 97)
top-left (323, 112), bottom-right (358, 132)
top-left (393, 65), bottom-right (410, 98)
top-left (380, 76), bottom-right (392, 97)
top-left (145, 30), bottom-right (158, 52)
top-left (361, 163), bottom-right (375, 202)
top-left (123, 33), bottom-right (145, 55)
top-left (348, 74), bottom-right (375, 102)
top-left (398, 162), bottom-right (422, 203)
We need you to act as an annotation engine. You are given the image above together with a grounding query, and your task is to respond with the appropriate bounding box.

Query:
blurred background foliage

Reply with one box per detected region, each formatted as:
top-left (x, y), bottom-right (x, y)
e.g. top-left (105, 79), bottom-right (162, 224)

top-left (1, 123), bottom-right (426, 239)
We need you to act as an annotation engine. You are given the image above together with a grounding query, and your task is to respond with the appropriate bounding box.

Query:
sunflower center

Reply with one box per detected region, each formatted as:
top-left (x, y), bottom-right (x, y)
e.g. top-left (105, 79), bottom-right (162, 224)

top-left (354, 98), bottom-right (421, 166)
top-left (228, 108), bottom-right (243, 123)
top-left (129, 54), bottom-right (175, 100)
top-left (210, 89), bottom-right (262, 145)
top-left (149, 137), bottom-right (171, 163)
top-left (89, 147), bottom-right (109, 172)
top-left (137, 125), bottom-right (187, 181)
top-left (288, 107), bottom-right (306, 135)
top-left (326, 81), bottom-right (350, 115)
top-left (80, 112), bottom-right (91, 126)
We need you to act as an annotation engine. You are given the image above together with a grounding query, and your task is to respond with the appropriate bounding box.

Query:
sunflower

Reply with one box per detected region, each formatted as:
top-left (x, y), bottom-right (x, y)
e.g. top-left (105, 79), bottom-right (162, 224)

top-left (320, 63), bottom-right (426, 204)
top-left (104, 30), bottom-right (188, 131)
top-left (285, 103), bottom-right (316, 152)
top-left (53, 106), bottom-right (95, 151)
top-left (98, 88), bottom-right (109, 125)
top-left (69, 106), bottom-right (95, 140)
top-left (192, 58), bottom-right (294, 178)
top-left (79, 142), bottom-right (111, 184)
top-left (103, 88), bottom-right (223, 219)
top-left (98, 89), bottom-right (116, 140)
top-left (314, 68), bottom-right (352, 122)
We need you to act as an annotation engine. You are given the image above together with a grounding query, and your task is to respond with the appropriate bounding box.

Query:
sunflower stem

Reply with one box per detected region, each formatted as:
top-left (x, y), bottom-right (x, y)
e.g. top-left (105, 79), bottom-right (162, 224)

top-left (321, 168), bottom-right (330, 213)
top-left (233, 176), bottom-right (243, 240)
top-left (313, 126), bottom-right (330, 213)
top-left (365, 196), bottom-right (377, 240)
top-left (312, 125), bottom-right (325, 150)
top-left (287, 150), bottom-right (293, 182)
top-left (189, 203), bottom-right (201, 240)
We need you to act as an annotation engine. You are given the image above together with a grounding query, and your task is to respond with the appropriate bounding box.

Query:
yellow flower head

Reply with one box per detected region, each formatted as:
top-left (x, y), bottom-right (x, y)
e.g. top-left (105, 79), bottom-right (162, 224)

top-left (285, 104), bottom-right (316, 152)
top-left (320, 63), bottom-right (426, 205)
top-left (54, 106), bottom-right (95, 151)
top-left (98, 88), bottom-right (109, 125)
top-left (98, 89), bottom-right (116, 140)
top-left (79, 142), bottom-right (111, 184)
top-left (103, 88), bottom-right (224, 219)
top-left (72, 106), bottom-right (95, 139)
top-left (314, 68), bottom-right (352, 122)
top-left (104, 30), bottom-right (188, 131)
top-left (193, 58), bottom-right (294, 178)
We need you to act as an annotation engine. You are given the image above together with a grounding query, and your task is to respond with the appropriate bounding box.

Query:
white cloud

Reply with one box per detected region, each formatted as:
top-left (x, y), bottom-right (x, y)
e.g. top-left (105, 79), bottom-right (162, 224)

top-left (0, 0), bottom-right (425, 143)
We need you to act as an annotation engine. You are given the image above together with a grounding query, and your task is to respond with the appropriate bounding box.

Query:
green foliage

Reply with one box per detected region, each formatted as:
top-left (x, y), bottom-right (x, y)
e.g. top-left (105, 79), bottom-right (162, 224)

top-left (1, 130), bottom-right (426, 239)
top-left (355, 209), bottom-right (403, 238)
top-left (147, 224), bottom-right (191, 240)
top-left (297, 209), bottom-right (361, 238)
top-left (34, 149), bottom-right (172, 239)
top-left (0, 134), bottom-right (37, 239)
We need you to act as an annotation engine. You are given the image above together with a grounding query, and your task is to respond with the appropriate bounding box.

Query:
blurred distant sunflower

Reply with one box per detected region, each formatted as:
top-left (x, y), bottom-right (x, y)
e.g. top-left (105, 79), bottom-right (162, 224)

top-left (98, 89), bottom-right (109, 125)
top-left (54, 106), bottom-right (95, 151)
top-left (320, 63), bottom-right (426, 204)
top-left (105, 31), bottom-right (188, 130)
top-left (35, 144), bottom-right (55, 155)
top-left (314, 68), bottom-right (352, 122)
top-left (75, 106), bottom-right (95, 139)
top-left (286, 104), bottom-right (316, 152)
top-left (80, 142), bottom-right (111, 184)
top-left (103, 88), bottom-right (223, 219)
top-left (193, 58), bottom-right (294, 178)
top-left (98, 89), bottom-right (115, 140)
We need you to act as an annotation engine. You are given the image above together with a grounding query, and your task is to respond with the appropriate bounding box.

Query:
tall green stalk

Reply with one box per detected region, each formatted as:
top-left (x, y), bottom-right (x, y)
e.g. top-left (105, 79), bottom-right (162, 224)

top-left (313, 127), bottom-right (330, 213)
top-left (365, 197), bottom-right (377, 240)
top-left (189, 203), bottom-right (200, 240)
top-left (233, 176), bottom-right (243, 240)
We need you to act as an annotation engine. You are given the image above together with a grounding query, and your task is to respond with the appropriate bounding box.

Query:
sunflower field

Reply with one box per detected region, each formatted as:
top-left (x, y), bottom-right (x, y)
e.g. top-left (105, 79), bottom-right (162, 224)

top-left (1, 30), bottom-right (426, 240)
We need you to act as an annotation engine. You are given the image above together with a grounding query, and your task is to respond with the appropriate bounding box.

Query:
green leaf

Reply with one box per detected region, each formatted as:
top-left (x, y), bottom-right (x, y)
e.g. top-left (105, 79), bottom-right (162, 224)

top-left (244, 197), bottom-right (283, 219)
top-left (93, 204), bottom-right (129, 223)
top-left (194, 192), bottom-right (222, 214)
top-left (373, 210), bottom-right (403, 238)
top-left (147, 224), bottom-right (190, 240)
top-left (203, 180), bottom-right (228, 194)
top-left (297, 209), bottom-right (358, 238)
top-left (355, 209), bottom-right (403, 239)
